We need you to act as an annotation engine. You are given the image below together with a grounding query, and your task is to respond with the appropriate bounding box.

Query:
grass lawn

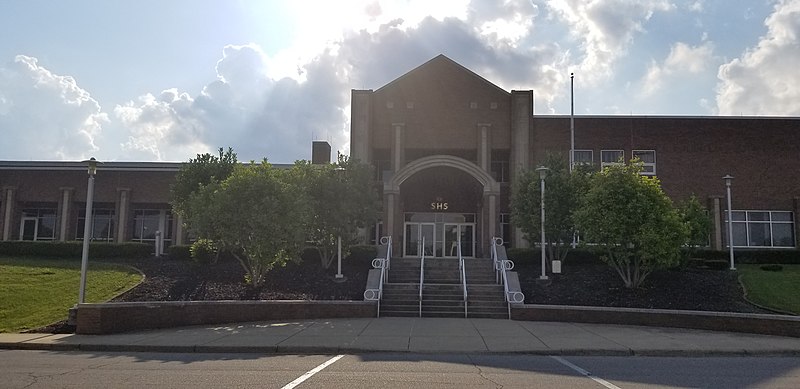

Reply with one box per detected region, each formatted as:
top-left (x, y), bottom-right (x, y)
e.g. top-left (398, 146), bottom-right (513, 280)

top-left (738, 264), bottom-right (800, 315)
top-left (0, 257), bottom-right (143, 333)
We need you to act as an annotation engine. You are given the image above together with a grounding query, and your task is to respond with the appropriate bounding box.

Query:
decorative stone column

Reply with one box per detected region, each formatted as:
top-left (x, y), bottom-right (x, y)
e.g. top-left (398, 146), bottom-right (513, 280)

top-left (2, 186), bottom-right (15, 241)
top-left (391, 123), bottom-right (405, 172)
top-left (384, 191), bottom-right (399, 255)
top-left (482, 191), bottom-right (499, 257)
top-left (477, 123), bottom-right (492, 173)
top-left (58, 187), bottom-right (74, 241)
top-left (116, 188), bottom-right (131, 243)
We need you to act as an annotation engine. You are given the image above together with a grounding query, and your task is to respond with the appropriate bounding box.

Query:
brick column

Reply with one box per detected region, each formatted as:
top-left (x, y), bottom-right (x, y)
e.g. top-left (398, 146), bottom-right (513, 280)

top-left (174, 214), bottom-right (184, 246)
top-left (58, 187), bottom-right (74, 241)
top-left (794, 197), bottom-right (799, 250)
top-left (709, 196), bottom-right (723, 250)
top-left (2, 186), bottom-right (15, 241)
top-left (116, 188), bottom-right (131, 243)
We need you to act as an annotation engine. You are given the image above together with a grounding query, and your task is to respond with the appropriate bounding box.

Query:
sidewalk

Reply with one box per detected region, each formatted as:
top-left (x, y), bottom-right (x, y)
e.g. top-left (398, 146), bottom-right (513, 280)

top-left (3, 318), bottom-right (800, 356)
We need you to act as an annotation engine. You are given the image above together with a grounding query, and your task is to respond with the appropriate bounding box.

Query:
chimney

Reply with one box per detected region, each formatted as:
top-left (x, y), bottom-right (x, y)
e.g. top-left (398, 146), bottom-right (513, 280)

top-left (312, 141), bottom-right (331, 164)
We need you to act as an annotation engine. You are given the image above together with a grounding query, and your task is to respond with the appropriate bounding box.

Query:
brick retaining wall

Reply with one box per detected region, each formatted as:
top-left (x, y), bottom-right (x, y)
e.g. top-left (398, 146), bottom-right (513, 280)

top-left (511, 304), bottom-right (800, 337)
top-left (75, 300), bottom-right (377, 334)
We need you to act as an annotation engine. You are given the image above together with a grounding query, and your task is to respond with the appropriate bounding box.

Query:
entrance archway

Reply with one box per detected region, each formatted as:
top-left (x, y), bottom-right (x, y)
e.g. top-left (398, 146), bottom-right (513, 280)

top-left (383, 155), bottom-right (500, 258)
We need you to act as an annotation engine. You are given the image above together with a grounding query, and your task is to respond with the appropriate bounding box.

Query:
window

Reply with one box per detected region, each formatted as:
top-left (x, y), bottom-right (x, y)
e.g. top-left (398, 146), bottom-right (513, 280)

top-left (632, 150), bottom-right (656, 175)
top-left (20, 208), bottom-right (57, 241)
top-left (491, 150), bottom-right (510, 183)
top-left (491, 160), bottom-right (509, 182)
top-left (133, 209), bottom-right (173, 246)
top-left (368, 221), bottom-right (383, 245)
top-left (76, 208), bottom-right (115, 241)
top-left (600, 150), bottom-right (624, 168)
top-left (572, 150), bottom-right (593, 166)
top-left (725, 211), bottom-right (795, 248)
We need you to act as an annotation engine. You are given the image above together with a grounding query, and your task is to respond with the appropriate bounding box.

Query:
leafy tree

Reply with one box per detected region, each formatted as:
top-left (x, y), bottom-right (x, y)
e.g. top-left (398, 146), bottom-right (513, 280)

top-left (185, 162), bottom-right (308, 286)
top-left (511, 154), bottom-right (590, 264)
top-left (171, 147), bottom-right (237, 219)
top-left (574, 162), bottom-right (687, 288)
top-left (678, 195), bottom-right (713, 258)
top-left (294, 154), bottom-right (380, 268)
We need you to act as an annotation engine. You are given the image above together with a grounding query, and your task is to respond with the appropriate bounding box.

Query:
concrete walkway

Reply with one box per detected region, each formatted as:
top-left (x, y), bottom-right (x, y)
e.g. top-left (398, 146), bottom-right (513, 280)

top-left (2, 318), bottom-right (800, 356)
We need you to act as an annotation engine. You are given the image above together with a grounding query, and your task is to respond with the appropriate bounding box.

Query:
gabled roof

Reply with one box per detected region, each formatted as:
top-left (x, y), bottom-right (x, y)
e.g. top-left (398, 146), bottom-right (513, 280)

top-left (375, 54), bottom-right (510, 96)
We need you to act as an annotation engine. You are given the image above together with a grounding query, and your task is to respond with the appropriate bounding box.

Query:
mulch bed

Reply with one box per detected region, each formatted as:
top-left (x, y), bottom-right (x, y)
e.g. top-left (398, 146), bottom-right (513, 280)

top-left (516, 261), bottom-right (770, 314)
top-left (34, 256), bottom-right (770, 333)
top-left (109, 255), bottom-right (371, 302)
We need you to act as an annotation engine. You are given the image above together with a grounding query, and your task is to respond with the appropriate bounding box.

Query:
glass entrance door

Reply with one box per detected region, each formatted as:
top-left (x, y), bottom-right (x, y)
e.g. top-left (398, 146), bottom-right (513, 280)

top-left (404, 222), bottom-right (435, 257)
top-left (443, 223), bottom-right (475, 257)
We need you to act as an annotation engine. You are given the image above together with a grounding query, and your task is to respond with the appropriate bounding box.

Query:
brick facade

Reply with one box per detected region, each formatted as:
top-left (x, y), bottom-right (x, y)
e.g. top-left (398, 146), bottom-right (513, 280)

top-left (1, 55), bottom-right (798, 253)
top-left (351, 55), bottom-right (800, 254)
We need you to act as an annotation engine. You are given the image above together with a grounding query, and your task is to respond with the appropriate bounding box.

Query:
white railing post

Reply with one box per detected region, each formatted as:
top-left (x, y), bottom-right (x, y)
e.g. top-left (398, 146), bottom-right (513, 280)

top-left (459, 240), bottom-right (467, 318)
top-left (419, 236), bottom-right (425, 317)
top-left (366, 235), bottom-right (392, 318)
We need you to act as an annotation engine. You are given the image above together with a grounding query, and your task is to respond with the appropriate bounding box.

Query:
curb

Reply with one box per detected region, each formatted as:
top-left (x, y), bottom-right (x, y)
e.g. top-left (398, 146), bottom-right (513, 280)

top-left (3, 341), bottom-right (799, 357)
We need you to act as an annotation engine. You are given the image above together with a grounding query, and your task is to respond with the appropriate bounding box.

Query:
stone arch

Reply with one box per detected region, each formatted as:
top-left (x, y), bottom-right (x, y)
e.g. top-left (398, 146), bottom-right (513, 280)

top-left (385, 155), bottom-right (500, 195)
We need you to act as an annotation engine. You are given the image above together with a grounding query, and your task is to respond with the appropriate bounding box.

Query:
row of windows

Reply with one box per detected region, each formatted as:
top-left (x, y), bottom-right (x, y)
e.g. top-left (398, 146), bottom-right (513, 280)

top-left (18, 208), bottom-right (173, 244)
top-left (725, 211), bottom-right (795, 248)
top-left (573, 150), bottom-right (656, 175)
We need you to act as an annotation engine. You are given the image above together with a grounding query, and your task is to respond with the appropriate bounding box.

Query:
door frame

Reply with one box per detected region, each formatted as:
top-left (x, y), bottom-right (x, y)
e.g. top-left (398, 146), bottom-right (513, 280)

top-left (403, 222), bottom-right (435, 258)
top-left (19, 216), bottom-right (38, 241)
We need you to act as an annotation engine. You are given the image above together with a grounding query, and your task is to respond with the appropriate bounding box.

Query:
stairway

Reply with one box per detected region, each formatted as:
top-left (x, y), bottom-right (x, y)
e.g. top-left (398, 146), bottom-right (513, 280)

top-left (379, 257), bottom-right (508, 319)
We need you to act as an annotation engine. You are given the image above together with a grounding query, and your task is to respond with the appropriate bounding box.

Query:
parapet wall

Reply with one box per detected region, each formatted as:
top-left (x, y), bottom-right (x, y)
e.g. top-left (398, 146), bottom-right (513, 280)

top-left (511, 304), bottom-right (800, 338)
top-left (75, 300), bottom-right (377, 334)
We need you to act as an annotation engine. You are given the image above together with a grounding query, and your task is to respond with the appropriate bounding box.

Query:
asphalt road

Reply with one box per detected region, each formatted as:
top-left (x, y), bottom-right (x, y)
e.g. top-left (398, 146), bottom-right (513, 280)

top-left (3, 350), bottom-right (799, 388)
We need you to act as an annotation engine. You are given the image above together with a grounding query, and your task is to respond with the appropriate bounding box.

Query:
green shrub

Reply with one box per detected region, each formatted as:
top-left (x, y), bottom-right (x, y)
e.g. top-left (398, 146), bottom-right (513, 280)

top-left (168, 245), bottom-right (192, 261)
top-left (692, 249), bottom-right (800, 264)
top-left (190, 239), bottom-right (216, 264)
top-left (760, 264), bottom-right (784, 272)
top-left (506, 247), bottom-right (601, 265)
top-left (346, 245), bottom-right (378, 267)
top-left (0, 241), bottom-right (151, 258)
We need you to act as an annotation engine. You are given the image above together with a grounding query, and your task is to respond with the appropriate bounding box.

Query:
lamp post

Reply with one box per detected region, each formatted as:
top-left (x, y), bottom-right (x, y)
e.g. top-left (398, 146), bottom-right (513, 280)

top-left (536, 166), bottom-right (549, 280)
top-left (569, 72), bottom-right (575, 173)
top-left (78, 157), bottom-right (99, 304)
top-left (723, 174), bottom-right (736, 270)
top-left (333, 166), bottom-right (346, 281)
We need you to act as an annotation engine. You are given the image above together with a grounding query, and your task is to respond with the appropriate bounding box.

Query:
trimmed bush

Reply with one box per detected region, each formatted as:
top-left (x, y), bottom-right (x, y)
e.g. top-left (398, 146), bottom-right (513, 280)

top-left (506, 247), bottom-right (601, 265)
top-left (693, 249), bottom-right (800, 264)
top-left (0, 241), bottom-right (151, 259)
top-left (346, 245), bottom-right (378, 267)
top-left (760, 264), bottom-right (784, 272)
top-left (168, 245), bottom-right (192, 261)
top-left (190, 239), bottom-right (216, 264)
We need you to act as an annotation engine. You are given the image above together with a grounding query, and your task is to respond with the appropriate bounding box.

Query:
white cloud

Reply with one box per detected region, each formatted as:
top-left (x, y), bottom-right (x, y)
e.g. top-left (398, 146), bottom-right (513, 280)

top-left (717, 0), bottom-right (800, 115)
top-left (641, 40), bottom-right (715, 96)
top-left (542, 0), bottom-right (674, 82)
top-left (115, 44), bottom-right (350, 162)
top-left (0, 55), bottom-right (107, 160)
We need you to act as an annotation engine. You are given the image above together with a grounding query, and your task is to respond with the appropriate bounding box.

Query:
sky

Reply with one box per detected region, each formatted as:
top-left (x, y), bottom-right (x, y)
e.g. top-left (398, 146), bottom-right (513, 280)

top-left (0, 0), bottom-right (798, 162)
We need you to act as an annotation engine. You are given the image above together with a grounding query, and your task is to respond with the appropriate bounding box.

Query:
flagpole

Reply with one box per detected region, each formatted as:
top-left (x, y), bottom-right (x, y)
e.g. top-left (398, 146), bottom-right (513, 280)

top-left (570, 72), bottom-right (575, 173)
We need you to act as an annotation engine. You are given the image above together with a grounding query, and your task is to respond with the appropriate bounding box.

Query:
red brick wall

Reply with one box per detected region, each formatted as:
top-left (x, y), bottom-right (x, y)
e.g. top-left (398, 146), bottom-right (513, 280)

top-left (532, 116), bottom-right (800, 210)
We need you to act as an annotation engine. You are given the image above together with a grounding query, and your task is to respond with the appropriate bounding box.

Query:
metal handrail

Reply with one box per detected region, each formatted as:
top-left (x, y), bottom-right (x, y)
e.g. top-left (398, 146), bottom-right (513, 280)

top-left (418, 236), bottom-right (425, 317)
top-left (491, 237), bottom-right (514, 319)
top-left (458, 240), bottom-right (467, 318)
top-left (365, 235), bottom-right (392, 318)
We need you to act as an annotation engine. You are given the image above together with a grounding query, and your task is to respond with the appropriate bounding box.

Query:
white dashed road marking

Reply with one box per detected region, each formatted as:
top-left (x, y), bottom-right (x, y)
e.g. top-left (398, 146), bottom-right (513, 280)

top-left (550, 356), bottom-right (622, 389)
top-left (281, 354), bottom-right (345, 389)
